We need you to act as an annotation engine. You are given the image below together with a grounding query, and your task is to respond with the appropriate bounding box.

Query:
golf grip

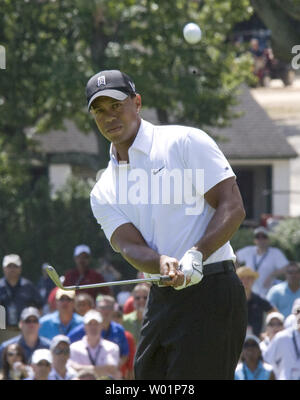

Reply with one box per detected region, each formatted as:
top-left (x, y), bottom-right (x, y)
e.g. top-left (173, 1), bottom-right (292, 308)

top-left (159, 275), bottom-right (172, 284)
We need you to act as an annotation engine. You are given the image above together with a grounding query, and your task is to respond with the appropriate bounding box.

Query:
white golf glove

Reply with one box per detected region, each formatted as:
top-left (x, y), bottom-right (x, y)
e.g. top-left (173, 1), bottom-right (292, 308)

top-left (175, 249), bottom-right (204, 290)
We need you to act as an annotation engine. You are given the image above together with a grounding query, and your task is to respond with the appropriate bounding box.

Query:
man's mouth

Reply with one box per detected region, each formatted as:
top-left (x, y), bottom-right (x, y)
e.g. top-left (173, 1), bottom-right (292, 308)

top-left (107, 125), bottom-right (122, 134)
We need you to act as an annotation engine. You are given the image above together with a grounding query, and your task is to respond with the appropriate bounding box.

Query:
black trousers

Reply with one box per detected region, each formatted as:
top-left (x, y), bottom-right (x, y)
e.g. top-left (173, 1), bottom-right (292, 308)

top-left (134, 269), bottom-right (247, 380)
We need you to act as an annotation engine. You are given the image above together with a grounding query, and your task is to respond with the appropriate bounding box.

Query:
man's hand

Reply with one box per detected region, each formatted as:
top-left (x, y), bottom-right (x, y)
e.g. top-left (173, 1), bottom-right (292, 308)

top-left (159, 255), bottom-right (186, 288)
top-left (175, 250), bottom-right (204, 290)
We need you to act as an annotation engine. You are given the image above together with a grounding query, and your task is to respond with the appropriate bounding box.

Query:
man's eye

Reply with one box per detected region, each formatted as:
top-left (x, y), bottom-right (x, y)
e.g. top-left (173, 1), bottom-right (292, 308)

top-left (112, 103), bottom-right (122, 110)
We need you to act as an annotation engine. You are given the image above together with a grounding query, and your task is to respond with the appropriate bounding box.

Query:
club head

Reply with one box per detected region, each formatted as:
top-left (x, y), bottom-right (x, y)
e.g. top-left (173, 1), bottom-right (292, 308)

top-left (46, 266), bottom-right (65, 289)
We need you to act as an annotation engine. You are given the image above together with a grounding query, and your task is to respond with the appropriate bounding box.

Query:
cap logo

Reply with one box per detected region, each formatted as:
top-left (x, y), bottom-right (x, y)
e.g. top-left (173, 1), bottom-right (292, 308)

top-left (128, 81), bottom-right (135, 91)
top-left (97, 76), bottom-right (106, 87)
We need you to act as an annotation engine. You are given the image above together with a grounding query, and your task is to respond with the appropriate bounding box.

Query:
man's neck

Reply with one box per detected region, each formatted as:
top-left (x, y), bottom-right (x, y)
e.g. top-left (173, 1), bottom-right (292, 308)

top-left (246, 359), bottom-right (259, 373)
top-left (59, 312), bottom-right (73, 326)
top-left (87, 335), bottom-right (100, 348)
top-left (6, 277), bottom-right (19, 287)
top-left (53, 363), bottom-right (67, 378)
top-left (102, 320), bottom-right (111, 331)
top-left (256, 246), bottom-right (268, 255)
top-left (23, 334), bottom-right (38, 349)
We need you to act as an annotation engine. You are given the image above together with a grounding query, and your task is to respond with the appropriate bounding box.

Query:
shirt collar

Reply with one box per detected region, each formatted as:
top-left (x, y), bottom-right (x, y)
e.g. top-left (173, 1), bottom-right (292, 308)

top-left (109, 119), bottom-right (154, 166)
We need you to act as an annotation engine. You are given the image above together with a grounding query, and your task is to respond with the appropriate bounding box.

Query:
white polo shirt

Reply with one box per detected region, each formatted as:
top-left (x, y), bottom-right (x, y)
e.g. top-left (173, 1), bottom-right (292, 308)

top-left (263, 328), bottom-right (300, 380)
top-left (69, 336), bottom-right (119, 367)
top-left (236, 246), bottom-right (288, 298)
top-left (90, 119), bottom-right (236, 265)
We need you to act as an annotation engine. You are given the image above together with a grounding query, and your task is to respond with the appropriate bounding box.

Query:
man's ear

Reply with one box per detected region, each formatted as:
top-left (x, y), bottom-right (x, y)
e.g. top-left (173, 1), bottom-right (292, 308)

top-left (134, 94), bottom-right (142, 113)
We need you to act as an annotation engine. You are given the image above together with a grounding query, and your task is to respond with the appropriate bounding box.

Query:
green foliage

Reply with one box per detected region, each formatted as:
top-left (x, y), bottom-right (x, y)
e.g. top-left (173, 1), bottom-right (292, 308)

top-left (230, 227), bottom-right (254, 252)
top-left (269, 218), bottom-right (300, 261)
top-left (0, 176), bottom-right (132, 283)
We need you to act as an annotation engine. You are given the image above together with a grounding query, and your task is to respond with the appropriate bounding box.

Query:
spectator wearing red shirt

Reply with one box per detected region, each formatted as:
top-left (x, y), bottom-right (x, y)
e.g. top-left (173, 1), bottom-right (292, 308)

top-left (63, 245), bottom-right (111, 300)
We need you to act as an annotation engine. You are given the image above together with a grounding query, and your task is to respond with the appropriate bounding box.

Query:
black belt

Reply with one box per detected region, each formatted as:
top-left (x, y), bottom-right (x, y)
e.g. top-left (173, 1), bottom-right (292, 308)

top-left (203, 260), bottom-right (235, 276)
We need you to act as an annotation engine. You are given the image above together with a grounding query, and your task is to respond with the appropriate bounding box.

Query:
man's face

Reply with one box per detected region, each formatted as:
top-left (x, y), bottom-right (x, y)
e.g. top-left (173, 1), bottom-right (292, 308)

top-left (75, 298), bottom-right (92, 316)
top-left (90, 95), bottom-right (141, 146)
top-left (85, 320), bottom-right (102, 338)
top-left (75, 252), bottom-right (90, 271)
top-left (52, 342), bottom-right (70, 365)
top-left (57, 296), bottom-right (74, 313)
top-left (3, 263), bottom-right (22, 281)
top-left (254, 233), bottom-right (269, 248)
top-left (242, 340), bottom-right (261, 362)
top-left (20, 316), bottom-right (40, 337)
top-left (133, 289), bottom-right (149, 312)
top-left (32, 361), bottom-right (51, 380)
top-left (266, 318), bottom-right (284, 336)
top-left (97, 300), bottom-right (115, 323)
top-left (286, 265), bottom-right (300, 285)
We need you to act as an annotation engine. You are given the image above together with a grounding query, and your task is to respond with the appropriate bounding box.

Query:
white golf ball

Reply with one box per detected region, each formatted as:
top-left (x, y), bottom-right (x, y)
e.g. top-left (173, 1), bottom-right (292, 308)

top-left (183, 23), bottom-right (202, 44)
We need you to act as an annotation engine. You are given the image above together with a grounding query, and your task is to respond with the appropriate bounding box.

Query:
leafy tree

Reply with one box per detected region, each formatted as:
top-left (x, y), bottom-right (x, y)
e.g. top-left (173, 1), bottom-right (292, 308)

top-left (251, 0), bottom-right (300, 62)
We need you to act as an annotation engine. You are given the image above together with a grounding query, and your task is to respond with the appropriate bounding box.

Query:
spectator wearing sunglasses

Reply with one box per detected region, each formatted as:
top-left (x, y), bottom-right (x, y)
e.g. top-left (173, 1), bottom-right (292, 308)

top-left (48, 335), bottom-right (76, 380)
top-left (266, 262), bottom-right (300, 318)
top-left (0, 343), bottom-right (32, 380)
top-left (0, 307), bottom-right (50, 369)
top-left (123, 284), bottom-right (150, 344)
top-left (236, 227), bottom-right (289, 298)
top-left (260, 312), bottom-right (284, 363)
top-left (39, 289), bottom-right (83, 340)
top-left (235, 335), bottom-right (275, 380)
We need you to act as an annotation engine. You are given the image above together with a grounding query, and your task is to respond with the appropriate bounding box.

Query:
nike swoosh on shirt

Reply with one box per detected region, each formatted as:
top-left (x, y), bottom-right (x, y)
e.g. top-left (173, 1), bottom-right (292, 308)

top-left (153, 166), bottom-right (165, 175)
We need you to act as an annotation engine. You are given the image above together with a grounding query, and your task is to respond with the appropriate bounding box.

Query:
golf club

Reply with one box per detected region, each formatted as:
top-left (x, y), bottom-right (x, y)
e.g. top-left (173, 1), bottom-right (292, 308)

top-left (46, 265), bottom-right (172, 291)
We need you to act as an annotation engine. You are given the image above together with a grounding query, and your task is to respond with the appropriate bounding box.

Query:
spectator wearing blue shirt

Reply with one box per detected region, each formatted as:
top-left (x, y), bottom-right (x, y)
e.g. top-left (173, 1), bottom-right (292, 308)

top-left (267, 262), bottom-right (300, 318)
top-left (68, 295), bottom-right (129, 366)
top-left (0, 254), bottom-right (44, 342)
top-left (0, 307), bottom-right (50, 369)
top-left (39, 288), bottom-right (83, 340)
top-left (235, 335), bottom-right (275, 380)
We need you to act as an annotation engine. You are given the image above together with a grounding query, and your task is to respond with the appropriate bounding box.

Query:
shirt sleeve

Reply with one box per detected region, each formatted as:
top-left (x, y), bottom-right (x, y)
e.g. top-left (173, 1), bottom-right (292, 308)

top-left (274, 248), bottom-right (289, 270)
top-left (90, 190), bottom-right (131, 251)
top-left (183, 128), bottom-right (235, 194)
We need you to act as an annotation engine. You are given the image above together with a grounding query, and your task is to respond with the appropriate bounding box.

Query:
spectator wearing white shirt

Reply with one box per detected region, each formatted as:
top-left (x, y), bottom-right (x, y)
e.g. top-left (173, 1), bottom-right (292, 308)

top-left (260, 312), bottom-right (284, 357)
top-left (48, 335), bottom-right (76, 380)
top-left (236, 227), bottom-right (289, 298)
top-left (263, 301), bottom-right (300, 379)
top-left (69, 310), bottom-right (120, 379)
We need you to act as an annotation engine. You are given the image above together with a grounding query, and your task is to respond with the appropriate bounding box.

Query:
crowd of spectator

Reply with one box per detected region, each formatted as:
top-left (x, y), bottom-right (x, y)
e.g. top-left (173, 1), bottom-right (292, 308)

top-left (1, 230), bottom-right (300, 380)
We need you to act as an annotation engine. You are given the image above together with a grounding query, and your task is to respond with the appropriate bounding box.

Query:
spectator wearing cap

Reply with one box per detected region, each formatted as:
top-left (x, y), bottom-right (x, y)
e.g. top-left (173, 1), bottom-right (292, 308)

top-left (67, 295), bottom-right (129, 369)
top-left (0, 307), bottom-right (50, 369)
top-left (266, 261), bottom-right (300, 318)
top-left (236, 227), bottom-right (289, 298)
top-left (36, 263), bottom-right (56, 315)
top-left (235, 335), bottom-right (275, 380)
top-left (39, 289), bottom-right (83, 340)
top-left (25, 349), bottom-right (52, 380)
top-left (264, 300), bottom-right (300, 379)
top-left (237, 266), bottom-right (276, 337)
top-left (48, 335), bottom-right (76, 380)
top-left (63, 245), bottom-right (111, 300)
top-left (260, 312), bottom-right (284, 358)
top-left (0, 254), bottom-right (44, 341)
top-left (69, 310), bottom-right (120, 379)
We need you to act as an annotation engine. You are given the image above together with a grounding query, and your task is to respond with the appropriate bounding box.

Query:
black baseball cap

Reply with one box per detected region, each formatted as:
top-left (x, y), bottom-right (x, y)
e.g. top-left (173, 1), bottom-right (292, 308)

top-left (86, 70), bottom-right (136, 111)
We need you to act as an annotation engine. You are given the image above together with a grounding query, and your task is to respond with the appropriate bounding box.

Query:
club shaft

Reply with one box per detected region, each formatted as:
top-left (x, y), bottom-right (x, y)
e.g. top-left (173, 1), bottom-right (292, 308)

top-left (46, 266), bottom-right (170, 290)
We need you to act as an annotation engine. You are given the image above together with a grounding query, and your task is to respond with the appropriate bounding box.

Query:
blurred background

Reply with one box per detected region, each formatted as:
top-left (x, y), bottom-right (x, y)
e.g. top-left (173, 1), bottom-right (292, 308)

top-left (0, 0), bottom-right (300, 282)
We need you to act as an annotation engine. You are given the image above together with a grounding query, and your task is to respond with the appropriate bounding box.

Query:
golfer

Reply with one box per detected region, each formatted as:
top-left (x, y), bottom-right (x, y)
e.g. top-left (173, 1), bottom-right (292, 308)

top-left (87, 70), bottom-right (247, 380)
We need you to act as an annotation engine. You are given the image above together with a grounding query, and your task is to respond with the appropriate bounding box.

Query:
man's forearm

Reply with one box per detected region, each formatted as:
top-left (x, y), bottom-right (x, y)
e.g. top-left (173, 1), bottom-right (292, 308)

top-left (193, 202), bottom-right (245, 261)
top-left (119, 243), bottom-right (162, 274)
